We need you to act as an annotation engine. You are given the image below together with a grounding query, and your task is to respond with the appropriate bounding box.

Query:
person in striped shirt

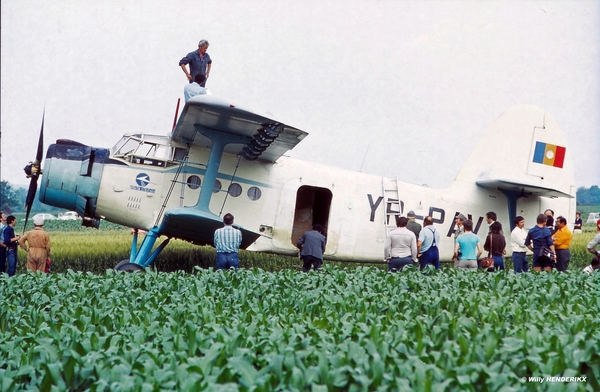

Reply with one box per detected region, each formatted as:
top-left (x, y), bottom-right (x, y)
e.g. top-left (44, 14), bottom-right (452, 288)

top-left (214, 213), bottom-right (242, 270)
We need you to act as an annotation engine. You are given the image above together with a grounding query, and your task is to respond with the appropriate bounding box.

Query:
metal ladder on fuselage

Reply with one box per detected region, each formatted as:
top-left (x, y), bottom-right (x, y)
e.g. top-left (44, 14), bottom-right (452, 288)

top-left (382, 176), bottom-right (403, 237)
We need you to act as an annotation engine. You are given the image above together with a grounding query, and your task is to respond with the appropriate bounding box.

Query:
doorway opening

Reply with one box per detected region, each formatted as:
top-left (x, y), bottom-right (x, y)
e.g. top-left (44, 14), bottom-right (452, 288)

top-left (291, 185), bottom-right (332, 246)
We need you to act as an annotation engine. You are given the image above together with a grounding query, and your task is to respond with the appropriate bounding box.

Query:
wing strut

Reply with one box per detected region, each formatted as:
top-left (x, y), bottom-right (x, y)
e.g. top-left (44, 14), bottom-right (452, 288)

top-left (218, 155), bottom-right (243, 217)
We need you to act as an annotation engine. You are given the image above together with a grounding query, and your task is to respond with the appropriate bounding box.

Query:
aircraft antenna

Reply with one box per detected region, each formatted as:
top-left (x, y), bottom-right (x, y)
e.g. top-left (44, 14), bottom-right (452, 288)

top-left (219, 155), bottom-right (243, 217)
top-left (359, 144), bottom-right (370, 172)
top-left (172, 98), bottom-right (181, 133)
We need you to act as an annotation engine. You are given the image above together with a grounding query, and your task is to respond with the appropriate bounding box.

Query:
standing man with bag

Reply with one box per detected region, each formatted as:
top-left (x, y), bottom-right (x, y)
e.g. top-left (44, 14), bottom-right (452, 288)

top-left (525, 214), bottom-right (556, 272)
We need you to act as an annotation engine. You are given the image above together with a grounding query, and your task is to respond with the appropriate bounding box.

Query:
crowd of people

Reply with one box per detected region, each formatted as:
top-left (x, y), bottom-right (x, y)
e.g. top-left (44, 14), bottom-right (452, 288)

top-left (383, 209), bottom-right (600, 274)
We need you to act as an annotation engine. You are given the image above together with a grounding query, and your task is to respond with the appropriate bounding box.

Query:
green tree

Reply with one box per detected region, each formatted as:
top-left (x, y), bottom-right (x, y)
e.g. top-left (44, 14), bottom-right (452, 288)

top-left (577, 185), bottom-right (600, 205)
top-left (1, 180), bottom-right (22, 213)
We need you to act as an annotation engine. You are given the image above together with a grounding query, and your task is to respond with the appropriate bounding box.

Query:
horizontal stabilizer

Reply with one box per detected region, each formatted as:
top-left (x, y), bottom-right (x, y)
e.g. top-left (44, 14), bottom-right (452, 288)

top-left (172, 95), bottom-right (308, 162)
top-left (476, 179), bottom-right (573, 199)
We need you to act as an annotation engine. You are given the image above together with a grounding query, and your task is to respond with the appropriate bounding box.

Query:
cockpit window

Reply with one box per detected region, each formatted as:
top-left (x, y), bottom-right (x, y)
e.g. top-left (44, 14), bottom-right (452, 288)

top-left (111, 135), bottom-right (183, 168)
top-left (113, 138), bottom-right (140, 157)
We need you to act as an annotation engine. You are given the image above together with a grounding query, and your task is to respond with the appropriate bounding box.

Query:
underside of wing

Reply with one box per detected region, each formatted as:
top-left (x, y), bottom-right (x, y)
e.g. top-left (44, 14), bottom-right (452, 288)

top-left (159, 208), bottom-right (261, 249)
top-left (171, 95), bottom-right (308, 162)
top-left (476, 179), bottom-right (573, 198)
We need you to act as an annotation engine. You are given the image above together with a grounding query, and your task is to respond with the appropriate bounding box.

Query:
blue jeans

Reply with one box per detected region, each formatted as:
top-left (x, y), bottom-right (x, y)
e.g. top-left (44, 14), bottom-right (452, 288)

top-left (512, 252), bottom-right (528, 273)
top-left (419, 246), bottom-right (440, 270)
top-left (6, 248), bottom-right (17, 276)
top-left (216, 252), bottom-right (239, 270)
top-left (388, 256), bottom-right (413, 272)
top-left (486, 255), bottom-right (505, 272)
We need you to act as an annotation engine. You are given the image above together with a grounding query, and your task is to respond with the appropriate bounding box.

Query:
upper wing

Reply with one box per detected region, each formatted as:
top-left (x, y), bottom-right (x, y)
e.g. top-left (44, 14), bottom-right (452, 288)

top-left (171, 95), bottom-right (308, 162)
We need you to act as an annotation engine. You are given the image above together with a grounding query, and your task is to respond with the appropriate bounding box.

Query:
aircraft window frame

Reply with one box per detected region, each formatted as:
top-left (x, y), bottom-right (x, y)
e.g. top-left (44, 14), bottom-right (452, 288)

top-left (114, 138), bottom-right (140, 157)
top-left (187, 175), bottom-right (201, 190)
top-left (247, 186), bottom-right (262, 201)
top-left (228, 183), bottom-right (242, 198)
top-left (213, 180), bottom-right (222, 193)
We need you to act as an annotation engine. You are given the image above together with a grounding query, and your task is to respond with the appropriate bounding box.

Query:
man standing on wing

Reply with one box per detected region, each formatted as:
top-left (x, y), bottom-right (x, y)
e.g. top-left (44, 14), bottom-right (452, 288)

top-left (214, 213), bottom-right (242, 270)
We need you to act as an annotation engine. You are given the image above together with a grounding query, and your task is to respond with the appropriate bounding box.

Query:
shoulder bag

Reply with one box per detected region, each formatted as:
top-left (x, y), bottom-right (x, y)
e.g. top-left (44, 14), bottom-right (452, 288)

top-left (481, 234), bottom-right (494, 269)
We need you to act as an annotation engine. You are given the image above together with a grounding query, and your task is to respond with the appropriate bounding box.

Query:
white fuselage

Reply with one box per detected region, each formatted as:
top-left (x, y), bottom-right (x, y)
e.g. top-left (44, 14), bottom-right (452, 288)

top-left (94, 144), bottom-right (574, 262)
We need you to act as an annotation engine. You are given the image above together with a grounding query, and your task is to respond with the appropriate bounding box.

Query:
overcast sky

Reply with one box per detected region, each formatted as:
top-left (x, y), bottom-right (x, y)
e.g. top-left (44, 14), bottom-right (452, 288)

top-left (1, 0), bottom-right (599, 190)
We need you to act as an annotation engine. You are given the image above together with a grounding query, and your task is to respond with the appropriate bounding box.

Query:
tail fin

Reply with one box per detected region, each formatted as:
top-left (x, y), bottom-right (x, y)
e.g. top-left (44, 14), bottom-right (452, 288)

top-left (456, 105), bottom-right (575, 199)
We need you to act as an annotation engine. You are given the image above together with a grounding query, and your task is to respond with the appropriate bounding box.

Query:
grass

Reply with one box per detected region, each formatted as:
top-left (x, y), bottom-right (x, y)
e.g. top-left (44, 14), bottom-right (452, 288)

top-left (8, 221), bottom-right (597, 274)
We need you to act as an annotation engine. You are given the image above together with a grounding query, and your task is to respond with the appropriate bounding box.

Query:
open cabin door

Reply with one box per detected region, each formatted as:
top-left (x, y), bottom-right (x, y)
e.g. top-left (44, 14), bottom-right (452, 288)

top-left (291, 185), bottom-right (332, 246)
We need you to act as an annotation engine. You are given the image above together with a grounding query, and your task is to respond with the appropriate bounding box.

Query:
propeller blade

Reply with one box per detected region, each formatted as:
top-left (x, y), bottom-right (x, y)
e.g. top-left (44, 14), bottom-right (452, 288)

top-left (23, 176), bottom-right (39, 233)
top-left (36, 110), bottom-right (45, 162)
top-left (23, 111), bottom-right (45, 233)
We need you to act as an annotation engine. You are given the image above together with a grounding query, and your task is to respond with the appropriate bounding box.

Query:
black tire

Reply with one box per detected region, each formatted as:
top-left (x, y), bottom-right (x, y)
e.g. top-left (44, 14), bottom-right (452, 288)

top-left (114, 260), bottom-right (145, 272)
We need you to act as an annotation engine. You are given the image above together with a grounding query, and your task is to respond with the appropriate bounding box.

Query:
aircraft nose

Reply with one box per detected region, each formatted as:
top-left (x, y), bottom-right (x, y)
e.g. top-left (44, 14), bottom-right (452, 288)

top-left (39, 140), bottom-right (109, 225)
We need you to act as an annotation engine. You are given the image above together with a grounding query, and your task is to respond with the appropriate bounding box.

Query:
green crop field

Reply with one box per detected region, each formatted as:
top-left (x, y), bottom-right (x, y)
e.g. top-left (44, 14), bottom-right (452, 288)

top-left (1, 221), bottom-right (599, 390)
top-left (1, 268), bottom-right (599, 391)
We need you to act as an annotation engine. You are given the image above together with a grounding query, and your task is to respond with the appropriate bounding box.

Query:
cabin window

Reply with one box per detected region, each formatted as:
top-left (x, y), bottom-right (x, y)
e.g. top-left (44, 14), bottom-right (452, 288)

top-left (228, 183), bottom-right (242, 197)
top-left (187, 175), bottom-right (201, 189)
top-left (247, 186), bottom-right (262, 201)
top-left (213, 180), bottom-right (222, 193)
top-left (113, 138), bottom-right (139, 157)
top-left (291, 185), bottom-right (332, 246)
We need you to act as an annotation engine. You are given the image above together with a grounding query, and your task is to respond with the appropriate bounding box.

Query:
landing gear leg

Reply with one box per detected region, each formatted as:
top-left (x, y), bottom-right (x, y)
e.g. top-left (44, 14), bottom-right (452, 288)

top-left (114, 227), bottom-right (171, 271)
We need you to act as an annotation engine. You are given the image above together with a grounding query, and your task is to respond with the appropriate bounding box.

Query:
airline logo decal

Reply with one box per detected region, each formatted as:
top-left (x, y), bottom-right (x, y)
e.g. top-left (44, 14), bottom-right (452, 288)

top-left (131, 173), bottom-right (156, 193)
top-left (532, 141), bottom-right (565, 168)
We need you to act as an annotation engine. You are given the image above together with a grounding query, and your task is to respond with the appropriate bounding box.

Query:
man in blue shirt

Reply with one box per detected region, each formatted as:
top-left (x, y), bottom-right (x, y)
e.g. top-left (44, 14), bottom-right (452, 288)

top-left (297, 224), bottom-right (327, 272)
top-left (417, 216), bottom-right (440, 270)
top-left (179, 39), bottom-right (212, 87)
top-left (0, 212), bottom-right (7, 273)
top-left (3, 215), bottom-right (20, 276)
top-left (214, 213), bottom-right (242, 270)
top-left (525, 213), bottom-right (556, 272)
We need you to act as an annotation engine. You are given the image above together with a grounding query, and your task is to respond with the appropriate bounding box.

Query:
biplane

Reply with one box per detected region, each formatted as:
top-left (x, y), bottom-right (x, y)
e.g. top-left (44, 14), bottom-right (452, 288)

top-left (23, 95), bottom-right (576, 270)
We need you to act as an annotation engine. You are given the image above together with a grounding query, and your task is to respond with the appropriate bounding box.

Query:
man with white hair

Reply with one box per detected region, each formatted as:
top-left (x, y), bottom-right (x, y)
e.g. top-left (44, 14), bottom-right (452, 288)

top-left (179, 39), bottom-right (212, 87)
top-left (19, 215), bottom-right (51, 273)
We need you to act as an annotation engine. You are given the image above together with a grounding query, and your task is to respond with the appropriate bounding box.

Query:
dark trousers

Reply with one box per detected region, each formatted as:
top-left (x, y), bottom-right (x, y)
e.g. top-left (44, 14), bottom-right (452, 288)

top-left (216, 252), bottom-right (239, 270)
top-left (555, 249), bottom-right (570, 272)
top-left (388, 256), bottom-right (413, 272)
top-left (302, 255), bottom-right (322, 272)
top-left (0, 246), bottom-right (6, 273)
top-left (419, 246), bottom-right (440, 270)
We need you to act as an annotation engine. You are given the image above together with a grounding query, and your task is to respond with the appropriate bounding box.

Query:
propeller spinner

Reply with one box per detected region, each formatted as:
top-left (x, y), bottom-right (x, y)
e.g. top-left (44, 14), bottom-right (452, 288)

top-left (22, 112), bottom-right (45, 233)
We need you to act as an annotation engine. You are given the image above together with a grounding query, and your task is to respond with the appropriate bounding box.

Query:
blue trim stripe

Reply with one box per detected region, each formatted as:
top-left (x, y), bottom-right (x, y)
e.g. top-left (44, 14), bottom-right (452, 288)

top-left (532, 142), bottom-right (546, 164)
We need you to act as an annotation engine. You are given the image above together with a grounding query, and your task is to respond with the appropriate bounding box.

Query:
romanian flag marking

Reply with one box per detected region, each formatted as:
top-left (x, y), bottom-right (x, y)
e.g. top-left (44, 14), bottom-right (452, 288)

top-left (532, 141), bottom-right (566, 168)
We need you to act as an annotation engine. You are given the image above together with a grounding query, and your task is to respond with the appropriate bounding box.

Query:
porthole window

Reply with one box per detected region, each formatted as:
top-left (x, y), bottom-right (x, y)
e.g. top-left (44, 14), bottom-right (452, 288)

top-left (228, 183), bottom-right (242, 197)
top-left (247, 186), bottom-right (262, 201)
top-left (213, 180), bottom-right (222, 193)
top-left (186, 175), bottom-right (201, 189)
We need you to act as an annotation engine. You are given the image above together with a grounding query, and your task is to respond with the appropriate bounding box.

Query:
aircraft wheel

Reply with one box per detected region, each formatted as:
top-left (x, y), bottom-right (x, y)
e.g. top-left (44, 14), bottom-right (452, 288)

top-left (114, 260), bottom-right (145, 272)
